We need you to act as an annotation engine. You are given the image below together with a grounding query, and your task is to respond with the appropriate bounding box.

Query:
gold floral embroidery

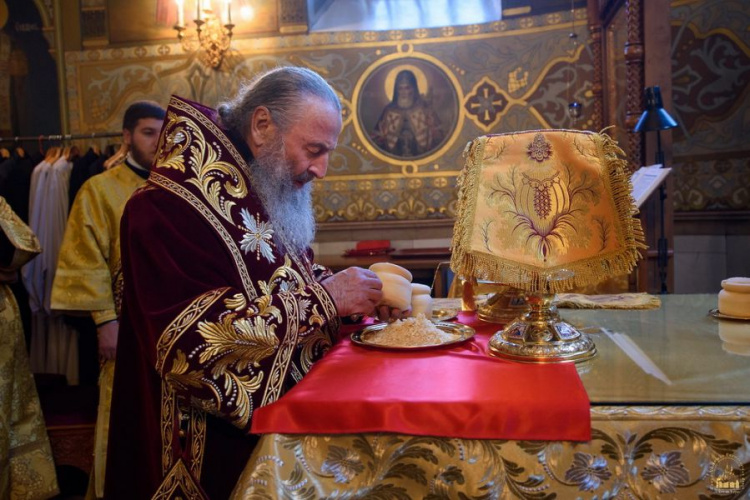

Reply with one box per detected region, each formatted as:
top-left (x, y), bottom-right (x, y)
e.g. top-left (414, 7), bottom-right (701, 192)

top-left (155, 111), bottom-right (247, 224)
top-left (251, 295), bottom-right (282, 322)
top-left (156, 288), bottom-right (228, 373)
top-left (225, 371), bottom-right (264, 428)
top-left (258, 255), bottom-right (307, 296)
top-left (298, 328), bottom-right (331, 372)
top-left (451, 130), bottom-right (645, 293)
top-left (197, 314), bottom-right (280, 371)
top-left (224, 293), bottom-right (247, 311)
top-left (166, 351), bottom-right (205, 392)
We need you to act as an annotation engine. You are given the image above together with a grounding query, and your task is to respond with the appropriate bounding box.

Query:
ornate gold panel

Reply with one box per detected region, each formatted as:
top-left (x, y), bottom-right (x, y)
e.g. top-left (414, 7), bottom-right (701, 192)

top-left (66, 9), bottom-right (594, 223)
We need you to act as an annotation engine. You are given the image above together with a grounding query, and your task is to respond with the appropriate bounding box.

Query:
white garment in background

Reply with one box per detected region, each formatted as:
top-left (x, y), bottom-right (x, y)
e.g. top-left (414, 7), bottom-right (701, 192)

top-left (23, 157), bottom-right (79, 385)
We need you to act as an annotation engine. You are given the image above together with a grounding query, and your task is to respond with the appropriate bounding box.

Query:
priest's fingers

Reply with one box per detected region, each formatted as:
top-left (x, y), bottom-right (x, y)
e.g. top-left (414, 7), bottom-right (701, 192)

top-left (321, 267), bottom-right (384, 317)
top-left (375, 306), bottom-right (411, 322)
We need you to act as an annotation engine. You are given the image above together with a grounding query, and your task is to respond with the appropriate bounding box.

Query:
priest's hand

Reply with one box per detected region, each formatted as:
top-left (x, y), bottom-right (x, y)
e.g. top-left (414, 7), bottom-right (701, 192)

top-left (321, 267), bottom-right (383, 317)
top-left (374, 304), bottom-right (411, 322)
top-left (97, 320), bottom-right (119, 361)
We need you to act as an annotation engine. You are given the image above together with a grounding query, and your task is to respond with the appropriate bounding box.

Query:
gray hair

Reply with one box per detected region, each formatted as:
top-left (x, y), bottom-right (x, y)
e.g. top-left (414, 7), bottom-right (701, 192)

top-left (217, 66), bottom-right (341, 137)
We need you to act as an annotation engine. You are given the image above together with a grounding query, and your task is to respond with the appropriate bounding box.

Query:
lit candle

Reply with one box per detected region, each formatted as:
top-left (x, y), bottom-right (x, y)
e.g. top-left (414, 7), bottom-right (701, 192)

top-left (196, 0), bottom-right (201, 21)
top-left (175, 0), bottom-right (184, 26)
top-left (226, 0), bottom-right (232, 24)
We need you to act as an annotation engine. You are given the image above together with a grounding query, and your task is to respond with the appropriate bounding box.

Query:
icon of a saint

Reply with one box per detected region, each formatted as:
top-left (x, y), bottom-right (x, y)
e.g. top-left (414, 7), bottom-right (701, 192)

top-left (371, 69), bottom-right (445, 158)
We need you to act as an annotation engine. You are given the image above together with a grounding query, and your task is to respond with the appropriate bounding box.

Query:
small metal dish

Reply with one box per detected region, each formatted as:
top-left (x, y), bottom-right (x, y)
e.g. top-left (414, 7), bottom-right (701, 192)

top-left (351, 321), bottom-right (475, 351)
top-left (709, 308), bottom-right (750, 322)
top-left (431, 308), bottom-right (459, 322)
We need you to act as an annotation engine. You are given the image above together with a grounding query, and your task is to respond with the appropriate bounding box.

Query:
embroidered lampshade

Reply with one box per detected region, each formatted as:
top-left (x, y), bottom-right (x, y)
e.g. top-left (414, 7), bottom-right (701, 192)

top-left (451, 129), bottom-right (645, 362)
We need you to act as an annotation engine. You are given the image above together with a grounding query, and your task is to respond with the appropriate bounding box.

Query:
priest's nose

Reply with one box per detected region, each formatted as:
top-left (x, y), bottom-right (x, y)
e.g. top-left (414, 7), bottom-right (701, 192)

top-left (309, 155), bottom-right (329, 179)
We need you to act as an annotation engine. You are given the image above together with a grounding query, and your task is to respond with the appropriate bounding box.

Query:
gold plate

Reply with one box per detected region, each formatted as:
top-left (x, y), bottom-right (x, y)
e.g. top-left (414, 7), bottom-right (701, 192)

top-left (709, 308), bottom-right (750, 322)
top-left (351, 321), bottom-right (475, 351)
top-left (432, 308), bottom-right (459, 322)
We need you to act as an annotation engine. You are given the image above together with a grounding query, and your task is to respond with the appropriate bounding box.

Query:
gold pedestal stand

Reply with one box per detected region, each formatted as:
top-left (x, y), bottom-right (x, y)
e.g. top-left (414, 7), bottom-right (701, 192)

top-left (488, 292), bottom-right (596, 363)
top-left (477, 285), bottom-right (528, 324)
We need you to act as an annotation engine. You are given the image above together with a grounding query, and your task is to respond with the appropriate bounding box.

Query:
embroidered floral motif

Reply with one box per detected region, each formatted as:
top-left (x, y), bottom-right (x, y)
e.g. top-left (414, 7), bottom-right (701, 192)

top-left (321, 446), bottom-right (365, 483)
top-left (487, 159), bottom-right (600, 262)
top-left (565, 452), bottom-right (612, 491)
top-left (224, 293), bottom-right (247, 311)
top-left (522, 172), bottom-right (560, 220)
top-left (641, 451), bottom-right (690, 494)
top-left (155, 112), bottom-right (248, 223)
top-left (527, 132), bottom-right (553, 162)
top-left (197, 314), bottom-right (280, 372)
top-left (240, 208), bottom-right (275, 263)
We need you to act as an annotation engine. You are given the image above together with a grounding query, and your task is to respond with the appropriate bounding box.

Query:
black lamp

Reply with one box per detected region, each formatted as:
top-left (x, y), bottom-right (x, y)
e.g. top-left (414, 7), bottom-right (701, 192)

top-left (634, 85), bottom-right (678, 293)
top-left (634, 86), bottom-right (678, 165)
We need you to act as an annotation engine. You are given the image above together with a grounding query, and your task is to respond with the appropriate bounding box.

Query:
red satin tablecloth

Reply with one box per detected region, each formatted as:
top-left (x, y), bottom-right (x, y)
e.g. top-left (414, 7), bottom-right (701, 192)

top-left (251, 312), bottom-right (591, 441)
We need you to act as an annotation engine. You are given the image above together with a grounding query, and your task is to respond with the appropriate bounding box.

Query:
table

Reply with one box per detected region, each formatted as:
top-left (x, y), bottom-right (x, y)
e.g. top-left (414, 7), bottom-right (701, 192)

top-left (232, 294), bottom-right (750, 498)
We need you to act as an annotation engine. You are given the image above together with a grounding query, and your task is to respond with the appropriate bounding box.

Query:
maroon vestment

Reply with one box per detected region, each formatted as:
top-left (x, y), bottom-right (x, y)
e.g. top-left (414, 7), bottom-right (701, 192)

top-left (105, 96), bottom-right (340, 499)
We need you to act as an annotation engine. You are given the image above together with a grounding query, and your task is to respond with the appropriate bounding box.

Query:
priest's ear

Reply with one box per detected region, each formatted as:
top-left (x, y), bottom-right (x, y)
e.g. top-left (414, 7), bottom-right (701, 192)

top-left (247, 106), bottom-right (278, 155)
top-left (122, 128), bottom-right (133, 147)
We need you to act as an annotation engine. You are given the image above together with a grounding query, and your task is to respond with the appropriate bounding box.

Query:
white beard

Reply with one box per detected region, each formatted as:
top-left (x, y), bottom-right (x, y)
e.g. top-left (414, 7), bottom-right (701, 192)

top-left (397, 94), bottom-right (415, 109)
top-left (246, 138), bottom-right (316, 257)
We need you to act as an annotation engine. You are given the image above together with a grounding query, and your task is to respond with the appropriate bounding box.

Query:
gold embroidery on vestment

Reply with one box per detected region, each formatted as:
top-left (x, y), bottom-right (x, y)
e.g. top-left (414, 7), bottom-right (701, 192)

top-left (150, 173), bottom-right (259, 300)
top-left (156, 288), bottom-right (228, 373)
top-left (189, 407), bottom-right (206, 479)
top-left (161, 381), bottom-right (175, 475)
top-left (151, 458), bottom-right (205, 500)
top-left (156, 111), bottom-right (248, 224)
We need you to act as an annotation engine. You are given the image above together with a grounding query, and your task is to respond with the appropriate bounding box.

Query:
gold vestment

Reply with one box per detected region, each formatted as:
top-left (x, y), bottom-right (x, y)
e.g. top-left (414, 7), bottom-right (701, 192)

top-left (0, 196), bottom-right (59, 500)
top-left (50, 163), bottom-right (145, 498)
top-left (51, 162), bottom-right (145, 322)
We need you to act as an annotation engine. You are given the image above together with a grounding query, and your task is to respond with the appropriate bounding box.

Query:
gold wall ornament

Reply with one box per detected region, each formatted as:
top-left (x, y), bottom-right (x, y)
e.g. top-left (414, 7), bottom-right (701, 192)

top-left (174, 2), bottom-right (234, 69)
top-left (451, 129), bottom-right (645, 363)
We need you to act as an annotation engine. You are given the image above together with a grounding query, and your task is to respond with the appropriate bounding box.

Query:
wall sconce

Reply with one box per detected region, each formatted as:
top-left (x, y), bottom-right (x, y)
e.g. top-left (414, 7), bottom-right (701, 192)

top-left (174, 0), bottom-right (234, 69)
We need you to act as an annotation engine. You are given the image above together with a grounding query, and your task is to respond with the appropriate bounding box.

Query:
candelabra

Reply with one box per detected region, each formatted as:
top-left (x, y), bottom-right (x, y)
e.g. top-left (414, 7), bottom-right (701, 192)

top-left (174, 0), bottom-right (234, 69)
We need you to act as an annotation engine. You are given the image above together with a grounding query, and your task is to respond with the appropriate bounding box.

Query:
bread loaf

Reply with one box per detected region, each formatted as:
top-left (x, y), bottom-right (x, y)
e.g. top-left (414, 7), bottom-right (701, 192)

top-left (370, 263), bottom-right (413, 310)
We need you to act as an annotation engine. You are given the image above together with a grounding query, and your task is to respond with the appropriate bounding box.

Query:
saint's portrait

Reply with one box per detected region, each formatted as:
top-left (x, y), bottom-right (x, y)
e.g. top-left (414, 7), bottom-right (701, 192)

top-left (357, 57), bottom-right (459, 161)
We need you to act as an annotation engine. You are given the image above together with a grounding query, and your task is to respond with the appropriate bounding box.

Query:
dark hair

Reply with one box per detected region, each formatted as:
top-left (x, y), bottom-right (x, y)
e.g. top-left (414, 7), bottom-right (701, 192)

top-left (217, 66), bottom-right (341, 138)
top-left (122, 101), bottom-right (166, 132)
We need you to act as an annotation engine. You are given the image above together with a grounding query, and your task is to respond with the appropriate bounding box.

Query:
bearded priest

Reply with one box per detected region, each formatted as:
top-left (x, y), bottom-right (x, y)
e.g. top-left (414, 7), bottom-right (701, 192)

top-left (105, 67), bottom-right (405, 499)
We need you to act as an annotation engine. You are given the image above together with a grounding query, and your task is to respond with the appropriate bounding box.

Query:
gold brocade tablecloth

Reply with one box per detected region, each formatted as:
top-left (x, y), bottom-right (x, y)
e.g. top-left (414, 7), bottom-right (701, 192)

top-left (235, 406), bottom-right (749, 498)
top-left (232, 295), bottom-right (750, 499)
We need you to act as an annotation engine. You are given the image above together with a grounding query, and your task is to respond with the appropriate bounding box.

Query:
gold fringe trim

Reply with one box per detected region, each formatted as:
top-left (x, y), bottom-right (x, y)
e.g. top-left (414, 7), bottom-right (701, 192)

top-left (450, 130), bottom-right (646, 294)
